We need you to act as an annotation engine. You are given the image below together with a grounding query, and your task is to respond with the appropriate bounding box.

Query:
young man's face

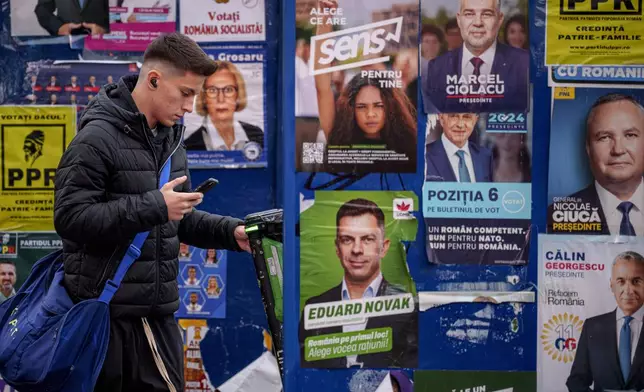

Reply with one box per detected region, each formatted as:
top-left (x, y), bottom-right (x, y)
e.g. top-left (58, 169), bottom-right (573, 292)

top-left (335, 214), bottom-right (390, 284)
top-left (153, 71), bottom-right (206, 127)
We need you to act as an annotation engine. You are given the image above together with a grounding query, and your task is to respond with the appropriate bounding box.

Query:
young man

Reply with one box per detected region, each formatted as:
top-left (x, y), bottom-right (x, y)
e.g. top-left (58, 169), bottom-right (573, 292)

top-left (53, 32), bottom-right (251, 392)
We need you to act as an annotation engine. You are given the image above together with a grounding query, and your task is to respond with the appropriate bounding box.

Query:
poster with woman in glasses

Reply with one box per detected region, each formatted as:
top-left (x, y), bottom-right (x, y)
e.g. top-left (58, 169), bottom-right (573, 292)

top-left (183, 47), bottom-right (268, 169)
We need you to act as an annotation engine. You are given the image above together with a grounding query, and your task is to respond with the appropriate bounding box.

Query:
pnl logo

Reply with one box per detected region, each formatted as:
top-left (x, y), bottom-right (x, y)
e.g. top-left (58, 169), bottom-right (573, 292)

top-left (0, 232), bottom-right (17, 258)
top-left (541, 313), bottom-right (584, 363)
top-left (393, 198), bottom-right (413, 220)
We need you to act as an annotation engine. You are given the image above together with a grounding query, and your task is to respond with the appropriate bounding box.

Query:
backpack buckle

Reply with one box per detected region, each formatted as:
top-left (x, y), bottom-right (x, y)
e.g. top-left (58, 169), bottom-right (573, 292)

top-left (102, 279), bottom-right (119, 297)
top-left (126, 244), bottom-right (141, 259)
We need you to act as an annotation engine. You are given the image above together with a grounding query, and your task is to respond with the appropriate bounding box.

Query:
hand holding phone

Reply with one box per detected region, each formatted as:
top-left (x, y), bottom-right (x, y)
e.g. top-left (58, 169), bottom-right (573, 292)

top-left (193, 178), bottom-right (219, 194)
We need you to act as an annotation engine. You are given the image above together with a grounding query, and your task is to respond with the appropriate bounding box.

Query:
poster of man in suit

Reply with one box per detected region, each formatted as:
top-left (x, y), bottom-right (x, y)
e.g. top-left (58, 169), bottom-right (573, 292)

top-left (422, 111), bottom-right (532, 265)
top-left (420, 0), bottom-right (529, 114)
top-left (538, 235), bottom-right (644, 392)
top-left (298, 191), bottom-right (419, 369)
top-left (547, 89), bottom-right (644, 237)
top-left (10, 0), bottom-right (109, 37)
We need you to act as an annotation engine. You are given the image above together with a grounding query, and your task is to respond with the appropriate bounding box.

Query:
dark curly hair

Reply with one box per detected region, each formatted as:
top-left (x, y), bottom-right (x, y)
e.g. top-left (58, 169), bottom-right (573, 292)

top-left (327, 73), bottom-right (417, 161)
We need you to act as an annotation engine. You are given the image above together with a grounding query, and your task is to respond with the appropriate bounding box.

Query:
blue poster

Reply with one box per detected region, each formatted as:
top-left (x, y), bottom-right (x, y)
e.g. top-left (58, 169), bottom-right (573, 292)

top-left (547, 87), bottom-right (644, 237)
top-left (550, 66), bottom-right (644, 86)
top-left (183, 46), bottom-right (268, 169)
top-left (16, 60), bottom-right (140, 107)
top-left (423, 111), bottom-right (532, 265)
top-left (175, 242), bottom-right (227, 319)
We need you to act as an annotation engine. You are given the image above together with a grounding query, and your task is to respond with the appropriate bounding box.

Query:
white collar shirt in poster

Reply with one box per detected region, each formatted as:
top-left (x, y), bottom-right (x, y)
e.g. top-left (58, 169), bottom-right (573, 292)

top-left (460, 41), bottom-right (497, 88)
top-left (442, 133), bottom-right (476, 183)
top-left (202, 119), bottom-right (249, 151)
top-left (341, 272), bottom-right (383, 368)
top-left (616, 305), bottom-right (644, 362)
top-left (595, 178), bottom-right (644, 236)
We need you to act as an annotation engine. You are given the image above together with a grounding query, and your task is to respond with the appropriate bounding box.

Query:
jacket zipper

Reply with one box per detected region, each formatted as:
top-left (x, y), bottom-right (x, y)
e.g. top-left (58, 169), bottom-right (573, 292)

top-left (140, 118), bottom-right (160, 313)
top-left (142, 119), bottom-right (185, 312)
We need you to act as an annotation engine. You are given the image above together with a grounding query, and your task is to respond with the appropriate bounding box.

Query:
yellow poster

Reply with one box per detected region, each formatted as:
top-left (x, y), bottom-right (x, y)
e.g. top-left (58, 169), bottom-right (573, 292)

top-left (546, 0), bottom-right (644, 65)
top-left (0, 106), bottom-right (76, 232)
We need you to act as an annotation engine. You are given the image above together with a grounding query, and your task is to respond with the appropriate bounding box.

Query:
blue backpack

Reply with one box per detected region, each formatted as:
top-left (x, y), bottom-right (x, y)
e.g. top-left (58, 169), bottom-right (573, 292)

top-left (0, 158), bottom-right (172, 392)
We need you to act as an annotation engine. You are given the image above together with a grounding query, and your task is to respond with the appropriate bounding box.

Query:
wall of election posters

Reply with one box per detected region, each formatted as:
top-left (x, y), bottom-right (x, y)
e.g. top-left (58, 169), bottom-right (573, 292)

top-left (286, 0), bottom-right (644, 389)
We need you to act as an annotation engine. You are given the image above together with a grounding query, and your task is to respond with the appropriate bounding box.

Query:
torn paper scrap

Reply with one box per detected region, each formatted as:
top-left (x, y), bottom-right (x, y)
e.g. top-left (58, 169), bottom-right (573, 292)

top-left (217, 351), bottom-right (282, 392)
top-left (419, 291), bottom-right (535, 311)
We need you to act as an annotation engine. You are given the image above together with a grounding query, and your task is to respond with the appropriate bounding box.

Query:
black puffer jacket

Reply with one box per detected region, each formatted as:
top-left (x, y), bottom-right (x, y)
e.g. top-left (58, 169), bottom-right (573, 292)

top-left (54, 75), bottom-right (243, 318)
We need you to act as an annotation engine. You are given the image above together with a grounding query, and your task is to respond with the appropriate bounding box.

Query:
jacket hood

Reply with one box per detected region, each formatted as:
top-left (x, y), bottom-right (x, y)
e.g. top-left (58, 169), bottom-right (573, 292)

top-left (78, 75), bottom-right (183, 144)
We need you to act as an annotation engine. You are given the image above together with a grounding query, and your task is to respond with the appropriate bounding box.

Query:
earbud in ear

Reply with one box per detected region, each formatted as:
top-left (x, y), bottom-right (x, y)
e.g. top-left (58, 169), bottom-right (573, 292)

top-left (150, 78), bottom-right (158, 88)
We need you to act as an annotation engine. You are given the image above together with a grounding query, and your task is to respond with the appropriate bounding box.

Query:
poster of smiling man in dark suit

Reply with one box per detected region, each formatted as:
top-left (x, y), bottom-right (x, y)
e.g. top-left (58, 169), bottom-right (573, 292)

top-left (421, 0), bottom-right (529, 114)
top-left (567, 251), bottom-right (644, 392)
top-left (547, 92), bottom-right (644, 237)
top-left (299, 196), bottom-right (419, 369)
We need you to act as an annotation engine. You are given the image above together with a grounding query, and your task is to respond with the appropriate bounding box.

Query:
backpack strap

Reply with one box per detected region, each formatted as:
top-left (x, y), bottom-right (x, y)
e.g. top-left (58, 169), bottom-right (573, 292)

top-left (98, 158), bottom-right (173, 304)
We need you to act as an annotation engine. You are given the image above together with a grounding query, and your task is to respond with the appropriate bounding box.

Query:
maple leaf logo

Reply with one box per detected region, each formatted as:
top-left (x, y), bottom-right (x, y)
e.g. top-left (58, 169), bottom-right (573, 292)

top-left (396, 202), bottom-right (410, 211)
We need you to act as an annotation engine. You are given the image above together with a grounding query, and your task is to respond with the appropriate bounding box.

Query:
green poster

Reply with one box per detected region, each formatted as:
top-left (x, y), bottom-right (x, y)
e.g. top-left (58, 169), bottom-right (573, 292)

top-left (299, 191), bottom-right (419, 369)
top-left (261, 237), bottom-right (283, 322)
top-left (0, 231), bottom-right (62, 290)
top-left (414, 370), bottom-right (536, 392)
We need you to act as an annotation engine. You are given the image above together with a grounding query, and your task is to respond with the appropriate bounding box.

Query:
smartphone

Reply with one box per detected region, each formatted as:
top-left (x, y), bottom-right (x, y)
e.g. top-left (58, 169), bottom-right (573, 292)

top-left (70, 27), bottom-right (92, 35)
top-left (193, 178), bottom-right (219, 194)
